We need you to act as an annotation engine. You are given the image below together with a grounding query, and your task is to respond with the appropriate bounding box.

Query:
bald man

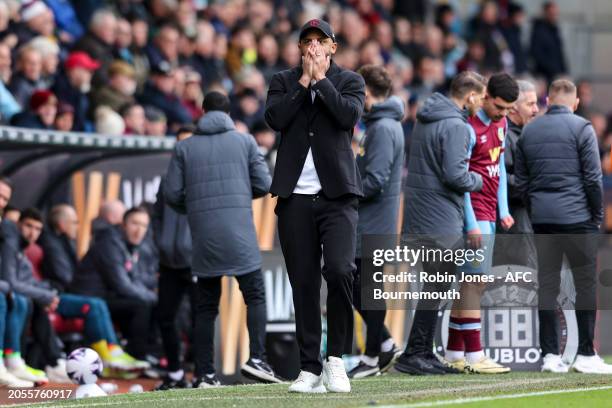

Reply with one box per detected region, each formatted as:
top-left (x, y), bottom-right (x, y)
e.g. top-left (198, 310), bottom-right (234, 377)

top-left (39, 204), bottom-right (79, 291)
top-left (516, 79), bottom-right (608, 374)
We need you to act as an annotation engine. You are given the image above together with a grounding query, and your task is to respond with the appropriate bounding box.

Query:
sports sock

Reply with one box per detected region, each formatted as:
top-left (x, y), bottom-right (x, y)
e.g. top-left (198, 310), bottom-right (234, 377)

top-left (360, 355), bottom-right (379, 367)
top-left (381, 338), bottom-right (395, 353)
top-left (91, 340), bottom-right (112, 361)
top-left (447, 317), bottom-right (466, 355)
top-left (168, 369), bottom-right (184, 381)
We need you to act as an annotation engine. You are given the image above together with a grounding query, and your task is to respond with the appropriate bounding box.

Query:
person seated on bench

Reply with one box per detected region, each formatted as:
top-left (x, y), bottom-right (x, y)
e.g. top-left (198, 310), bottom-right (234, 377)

top-left (71, 206), bottom-right (157, 361)
top-left (2, 208), bottom-right (149, 378)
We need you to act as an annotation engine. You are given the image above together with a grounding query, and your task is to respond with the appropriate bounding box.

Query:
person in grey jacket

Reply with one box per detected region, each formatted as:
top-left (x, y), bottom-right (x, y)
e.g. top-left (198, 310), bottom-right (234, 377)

top-left (515, 79), bottom-right (610, 374)
top-left (395, 71), bottom-right (485, 376)
top-left (164, 92), bottom-right (279, 388)
top-left (153, 126), bottom-right (195, 390)
top-left (349, 65), bottom-right (404, 379)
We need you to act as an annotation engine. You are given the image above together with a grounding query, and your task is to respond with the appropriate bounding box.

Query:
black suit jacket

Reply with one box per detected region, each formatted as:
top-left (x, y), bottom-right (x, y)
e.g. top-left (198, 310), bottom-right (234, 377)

top-left (264, 60), bottom-right (365, 199)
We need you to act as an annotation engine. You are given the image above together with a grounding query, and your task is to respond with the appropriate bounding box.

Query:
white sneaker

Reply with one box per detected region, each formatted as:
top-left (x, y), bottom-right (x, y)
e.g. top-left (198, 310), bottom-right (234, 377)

top-left (571, 355), bottom-right (612, 374)
top-left (46, 359), bottom-right (72, 384)
top-left (6, 358), bottom-right (49, 384)
top-left (0, 365), bottom-right (34, 388)
top-left (322, 357), bottom-right (351, 393)
top-left (288, 370), bottom-right (326, 393)
top-left (541, 354), bottom-right (569, 373)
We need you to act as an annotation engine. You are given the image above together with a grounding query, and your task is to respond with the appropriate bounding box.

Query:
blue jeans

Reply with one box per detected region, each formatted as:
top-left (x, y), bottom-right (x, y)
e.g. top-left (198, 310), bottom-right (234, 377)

top-left (57, 294), bottom-right (118, 345)
top-left (1, 293), bottom-right (29, 353)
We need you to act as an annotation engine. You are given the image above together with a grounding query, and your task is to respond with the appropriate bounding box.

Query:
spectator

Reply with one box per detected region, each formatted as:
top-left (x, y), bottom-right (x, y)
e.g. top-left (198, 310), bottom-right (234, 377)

top-left (575, 79), bottom-right (593, 118)
top-left (502, 2), bottom-right (528, 74)
top-left (393, 17), bottom-right (426, 63)
top-left (115, 18), bottom-right (133, 64)
top-left (10, 89), bottom-right (57, 129)
top-left (121, 103), bottom-right (146, 135)
top-left (91, 61), bottom-right (137, 113)
top-left (530, 1), bottom-right (567, 82)
top-left (191, 20), bottom-right (222, 87)
top-left (181, 69), bottom-right (204, 120)
top-left (26, 37), bottom-right (60, 89)
top-left (53, 102), bottom-right (74, 131)
top-left (256, 33), bottom-right (283, 83)
top-left (8, 45), bottom-right (45, 108)
top-left (94, 106), bottom-right (126, 136)
top-left (72, 207), bottom-right (157, 360)
top-left (0, 44), bottom-right (20, 122)
top-left (0, 42), bottom-right (11, 83)
top-left (72, 9), bottom-right (117, 86)
top-left (468, 0), bottom-right (510, 72)
top-left (231, 87), bottom-right (264, 131)
top-left (127, 12), bottom-right (151, 91)
top-left (52, 51), bottom-right (99, 132)
top-left (251, 120), bottom-right (277, 171)
top-left (44, 0), bottom-right (84, 43)
top-left (147, 21), bottom-right (181, 68)
top-left (139, 61), bottom-right (192, 131)
top-left (0, 1), bottom-right (17, 49)
top-left (144, 105), bottom-right (168, 136)
top-left (15, 1), bottom-right (55, 45)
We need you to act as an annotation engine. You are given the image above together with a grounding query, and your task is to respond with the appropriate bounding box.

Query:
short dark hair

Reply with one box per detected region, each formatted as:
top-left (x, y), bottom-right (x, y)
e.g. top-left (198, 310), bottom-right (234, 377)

top-left (358, 65), bottom-right (392, 98)
top-left (203, 91), bottom-right (230, 113)
top-left (123, 206), bottom-right (149, 223)
top-left (176, 124), bottom-right (197, 140)
top-left (4, 204), bottom-right (19, 214)
top-left (450, 71), bottom-right (486, 99)
top-left (487, 72), bottom-right (519, 103)
top-left (19, 207), bottom-right (43, 224)
top-left (0, 176), bottom-right (13, 190)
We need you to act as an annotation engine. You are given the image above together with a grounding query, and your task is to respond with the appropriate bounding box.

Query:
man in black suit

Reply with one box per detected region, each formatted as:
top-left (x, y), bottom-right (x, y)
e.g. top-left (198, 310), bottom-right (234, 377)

top-left (265, 19), bottom-right (365, 394)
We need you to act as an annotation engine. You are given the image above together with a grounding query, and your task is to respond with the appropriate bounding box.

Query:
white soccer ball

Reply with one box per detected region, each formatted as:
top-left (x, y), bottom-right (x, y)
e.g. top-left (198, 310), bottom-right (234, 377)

top-left (66, 348), bottom-right (104, 385)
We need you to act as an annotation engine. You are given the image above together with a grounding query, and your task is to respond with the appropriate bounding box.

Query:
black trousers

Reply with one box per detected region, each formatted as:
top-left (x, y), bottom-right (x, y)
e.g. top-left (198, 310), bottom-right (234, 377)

top-left (276, 193), bottom-right (357, 375)
top-left (106, 297), bottom-right (155, 359)
top-left (193, 269), bottom-right (267, 376)
top-left (404, 258), bottom-right (456, 357)
top-left (353, 258), bottom-right (391, 357)
top-left (157, 265), bottom-right (194, 372)
top-left (534, 222), bottom-right (598, 356)
top-left (24, 302), bottom-right (63, 369)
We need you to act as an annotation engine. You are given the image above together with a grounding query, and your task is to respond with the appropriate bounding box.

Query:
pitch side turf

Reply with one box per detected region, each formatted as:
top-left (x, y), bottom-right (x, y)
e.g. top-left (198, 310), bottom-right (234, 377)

top-left (10, 372), bottom-right (612, 408)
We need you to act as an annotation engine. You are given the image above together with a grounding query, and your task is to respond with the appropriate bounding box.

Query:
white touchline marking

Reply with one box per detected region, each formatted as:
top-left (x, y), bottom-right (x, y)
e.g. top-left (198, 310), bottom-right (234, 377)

top-left (380, 385), bottom-right (612, 407)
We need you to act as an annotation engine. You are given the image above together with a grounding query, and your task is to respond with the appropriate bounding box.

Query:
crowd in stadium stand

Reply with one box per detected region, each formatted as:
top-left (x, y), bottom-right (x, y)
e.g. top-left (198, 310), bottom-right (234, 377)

top-left (0, 0), bottom-right (610, 175)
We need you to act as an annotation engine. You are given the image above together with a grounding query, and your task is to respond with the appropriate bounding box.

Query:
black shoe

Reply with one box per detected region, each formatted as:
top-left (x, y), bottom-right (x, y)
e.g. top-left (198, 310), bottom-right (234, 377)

top-left (155, 375), bottom-right (190, 391)
top-left (348, 361), bottom-right (380, 379)
top-left (424, 351), bottom-right (461, 374)
top-left (241, 359), bottom-right (284, 383)
top-left (394, 353), bottom-right (447, 375)
top-left (192, 374), bottom-right (222, 388)
top-left (379, 345), bottom-right (403, 373)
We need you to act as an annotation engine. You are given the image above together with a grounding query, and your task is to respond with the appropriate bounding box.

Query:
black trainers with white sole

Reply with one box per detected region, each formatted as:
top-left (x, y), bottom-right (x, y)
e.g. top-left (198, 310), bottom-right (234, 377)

top-left (379, 346), bottom-right (403, 373)
top-left (347, 361), bottom-right (380, 379)
top-left (241, 359), bottom-right (284, 383)
top-left (192, 373), bottom-right (222, 388)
